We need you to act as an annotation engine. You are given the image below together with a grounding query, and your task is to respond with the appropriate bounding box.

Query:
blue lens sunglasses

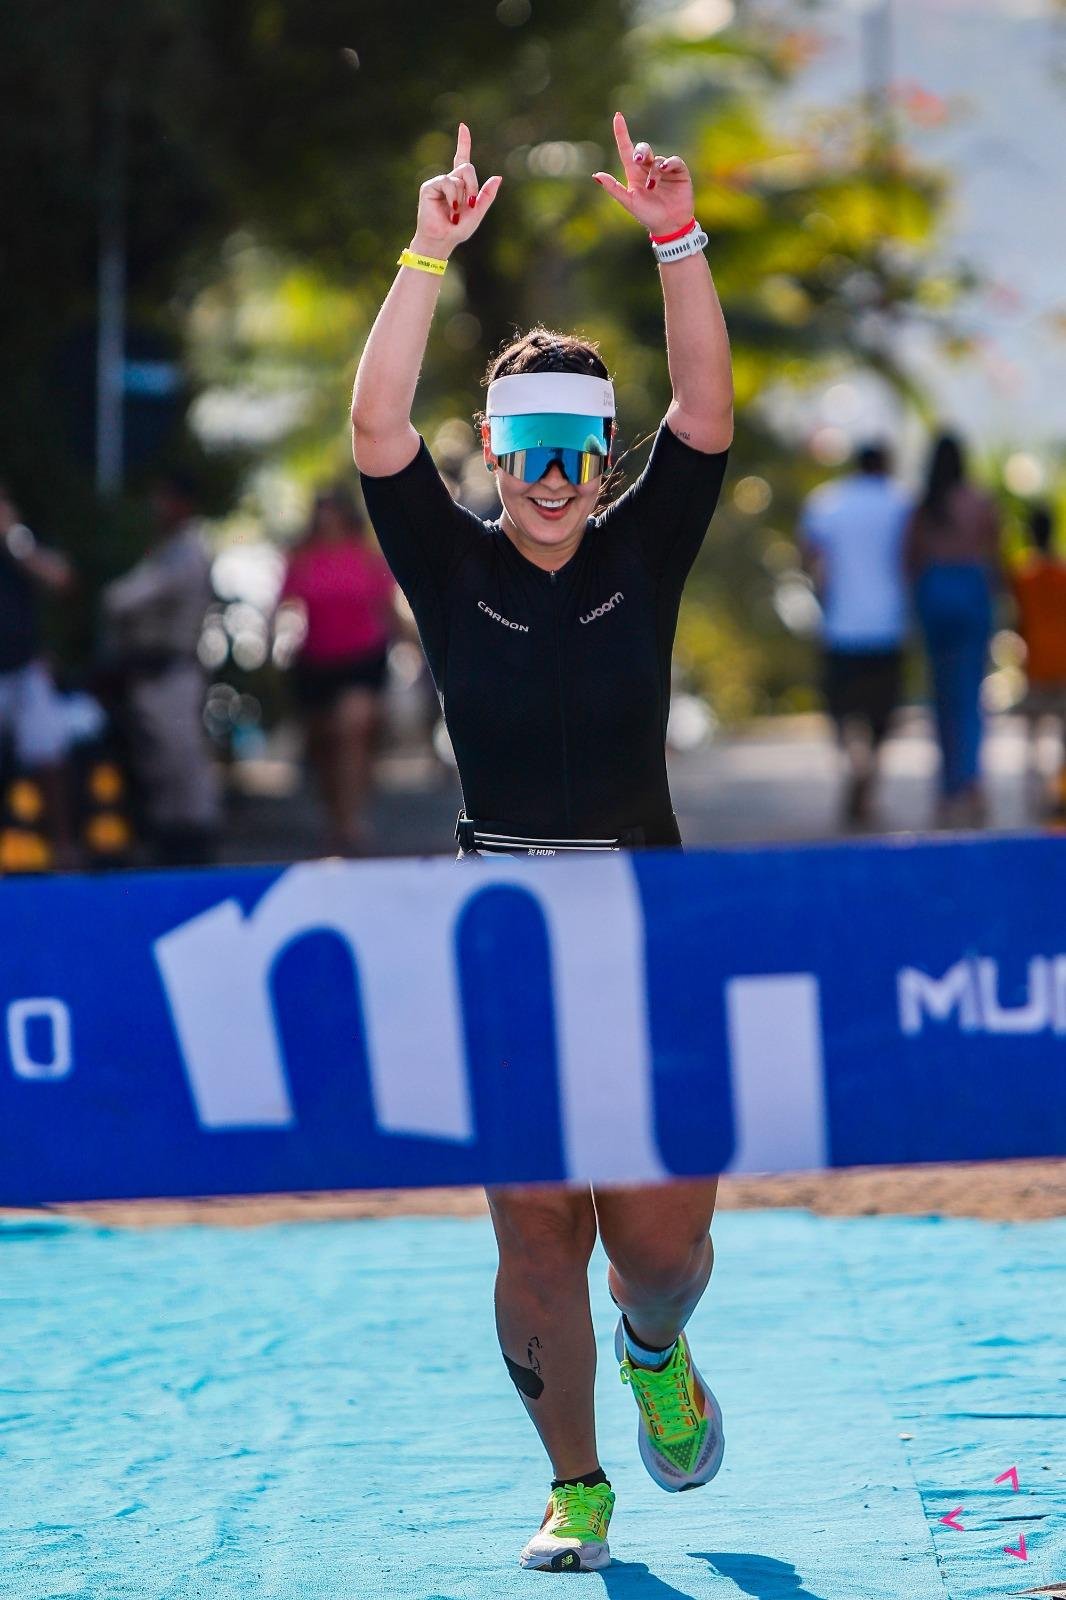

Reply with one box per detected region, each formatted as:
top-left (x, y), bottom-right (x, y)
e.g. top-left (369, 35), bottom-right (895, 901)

top-left (489, 413), bottom-right (614, 485)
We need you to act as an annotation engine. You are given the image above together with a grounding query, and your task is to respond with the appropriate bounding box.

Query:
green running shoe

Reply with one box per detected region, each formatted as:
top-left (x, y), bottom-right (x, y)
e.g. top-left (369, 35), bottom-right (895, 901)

top-left (615, 1320), bottom-right (725, 1492)
top-left (519, 1480), bottom-right (615, 1572)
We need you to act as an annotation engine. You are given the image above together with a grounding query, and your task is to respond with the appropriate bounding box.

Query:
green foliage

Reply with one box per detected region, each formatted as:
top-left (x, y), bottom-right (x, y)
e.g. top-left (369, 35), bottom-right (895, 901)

top-left (0, 0), bottom-right (973, 710)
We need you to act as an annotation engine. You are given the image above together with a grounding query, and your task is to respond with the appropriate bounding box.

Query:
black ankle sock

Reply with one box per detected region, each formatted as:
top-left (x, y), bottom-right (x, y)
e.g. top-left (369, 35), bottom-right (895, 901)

top-left (551, 1468), bottom-right (609, 1491)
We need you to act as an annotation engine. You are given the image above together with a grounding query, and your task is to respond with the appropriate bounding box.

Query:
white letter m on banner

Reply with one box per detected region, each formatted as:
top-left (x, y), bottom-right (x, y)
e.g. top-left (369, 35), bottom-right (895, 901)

top-left (153, 857), bottom-right (668, 1185)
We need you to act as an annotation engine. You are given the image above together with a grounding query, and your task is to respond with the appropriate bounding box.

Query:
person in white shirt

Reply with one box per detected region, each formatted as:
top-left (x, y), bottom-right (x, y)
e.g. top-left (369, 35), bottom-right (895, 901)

top-left (799, 442), bottom-right (912, 826)
top-left (102, 472), bottom-right (221, 865)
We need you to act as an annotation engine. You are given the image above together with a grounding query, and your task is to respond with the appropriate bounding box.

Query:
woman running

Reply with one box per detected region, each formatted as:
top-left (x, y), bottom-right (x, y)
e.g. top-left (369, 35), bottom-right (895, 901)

top-left (352, 115), bottom-right (733, 1573)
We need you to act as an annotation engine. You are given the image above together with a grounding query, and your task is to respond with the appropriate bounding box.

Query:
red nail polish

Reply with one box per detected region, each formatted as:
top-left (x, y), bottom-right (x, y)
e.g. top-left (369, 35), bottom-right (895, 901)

top-left (468, 195), bottom-right (477, 208)
top-left (593, 175), bottom-right (603, 185)
top-left (451, 214), bottom-right (458, 225)
top-left (648, 178), bottom-right (656, 189)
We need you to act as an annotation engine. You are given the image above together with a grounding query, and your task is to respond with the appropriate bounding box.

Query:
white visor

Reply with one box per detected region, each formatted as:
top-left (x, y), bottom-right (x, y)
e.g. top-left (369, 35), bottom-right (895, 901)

top-left (486, 372), bottom-right (616, 419)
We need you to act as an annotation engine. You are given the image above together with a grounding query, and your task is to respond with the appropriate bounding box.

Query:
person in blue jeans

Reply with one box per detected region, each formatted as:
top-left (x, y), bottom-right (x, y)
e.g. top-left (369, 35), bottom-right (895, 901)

top-left (905, 433), bottom-right (1001, 827)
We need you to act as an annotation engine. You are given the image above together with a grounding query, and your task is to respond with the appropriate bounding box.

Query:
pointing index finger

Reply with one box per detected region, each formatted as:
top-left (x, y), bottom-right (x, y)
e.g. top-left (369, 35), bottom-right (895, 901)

top-left (613, 111), bottom-right (637, 178)
top-left (454, 122), bottom-right (472, 170)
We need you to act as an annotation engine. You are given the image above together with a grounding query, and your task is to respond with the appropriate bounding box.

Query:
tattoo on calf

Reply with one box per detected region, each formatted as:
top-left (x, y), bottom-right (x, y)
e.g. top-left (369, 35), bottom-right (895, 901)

top-left (504, 1334), bottom-right (545, 1400)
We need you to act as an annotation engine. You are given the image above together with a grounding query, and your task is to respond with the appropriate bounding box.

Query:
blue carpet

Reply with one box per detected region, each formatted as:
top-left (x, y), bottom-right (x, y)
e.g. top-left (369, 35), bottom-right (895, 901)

top-left (0, 1211), bottom-right (1062, 1599)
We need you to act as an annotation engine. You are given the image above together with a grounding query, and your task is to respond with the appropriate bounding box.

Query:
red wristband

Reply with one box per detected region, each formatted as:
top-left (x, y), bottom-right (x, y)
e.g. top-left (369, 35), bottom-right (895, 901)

top-left (649, 217), bottom-right (697, 245)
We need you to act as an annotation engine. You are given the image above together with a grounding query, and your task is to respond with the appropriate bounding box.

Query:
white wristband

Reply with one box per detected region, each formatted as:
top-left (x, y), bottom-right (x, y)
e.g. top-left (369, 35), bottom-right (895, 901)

top-left (652, 225), bottom-right (709, 265)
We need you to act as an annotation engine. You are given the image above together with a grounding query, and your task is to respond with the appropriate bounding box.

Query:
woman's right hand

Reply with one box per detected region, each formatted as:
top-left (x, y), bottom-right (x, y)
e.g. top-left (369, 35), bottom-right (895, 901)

top-left (410, 123), bottom-right (502, 258)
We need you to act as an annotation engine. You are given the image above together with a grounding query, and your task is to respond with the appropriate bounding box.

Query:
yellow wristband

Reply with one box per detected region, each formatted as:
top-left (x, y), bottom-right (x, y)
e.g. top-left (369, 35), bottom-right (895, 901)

top-left (397, 248), bottom-right (448, 276)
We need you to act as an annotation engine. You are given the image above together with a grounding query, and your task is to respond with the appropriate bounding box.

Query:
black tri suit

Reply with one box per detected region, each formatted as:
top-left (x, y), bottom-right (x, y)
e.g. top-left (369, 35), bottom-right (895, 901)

top-left (359, 422), bottom-right (729, 851)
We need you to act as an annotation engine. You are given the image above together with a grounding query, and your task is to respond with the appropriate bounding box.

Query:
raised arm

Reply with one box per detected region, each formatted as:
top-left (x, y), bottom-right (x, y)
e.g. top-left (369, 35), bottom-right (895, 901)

top-left (351, 124), bottom-right (501, 478)
top-left (594, 113), bottom-right (733, 455)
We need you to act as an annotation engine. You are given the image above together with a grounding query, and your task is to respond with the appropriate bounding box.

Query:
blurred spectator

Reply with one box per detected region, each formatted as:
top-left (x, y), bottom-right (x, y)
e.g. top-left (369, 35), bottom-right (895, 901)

top-left (279, 488), bottom-right (397, 855)
top-left (799, 441), bottom-right (912, 827)
top-left (905, 432), bottom-right (1001, 828)
top-left (1013, 502), bottom-right (1066, 816)
top-left (101, 472), bottom-right (220, 866)
top-left (0, 480), bottom-right (75, 862)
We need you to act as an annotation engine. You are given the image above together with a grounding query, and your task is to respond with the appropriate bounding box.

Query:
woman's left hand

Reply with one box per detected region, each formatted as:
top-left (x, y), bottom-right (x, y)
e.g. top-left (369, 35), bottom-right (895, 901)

top-left (593, 112), bottom-right (695, 235)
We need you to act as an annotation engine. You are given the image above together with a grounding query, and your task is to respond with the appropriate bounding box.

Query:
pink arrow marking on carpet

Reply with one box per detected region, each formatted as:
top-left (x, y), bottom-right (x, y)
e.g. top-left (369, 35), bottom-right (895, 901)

top-left (1003, 1533), bottom-right (1028, 1561)
top-left (995, 1465), bottom-right (1020, 1492)
top-left (940, 1507), bottom-right (965, 1530)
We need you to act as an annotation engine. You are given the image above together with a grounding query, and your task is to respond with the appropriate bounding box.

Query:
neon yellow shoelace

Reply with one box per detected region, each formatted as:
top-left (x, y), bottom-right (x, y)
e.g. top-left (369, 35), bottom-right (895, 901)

top-left (549, 1482), bottom-right (613, 1541)
top-left (620, 1345), bottom-right (701, 1441)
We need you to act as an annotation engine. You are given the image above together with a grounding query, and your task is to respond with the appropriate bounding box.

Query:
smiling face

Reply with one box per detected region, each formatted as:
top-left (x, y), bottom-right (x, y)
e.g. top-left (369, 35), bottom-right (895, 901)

top-left (481, 425), bottom-right (606, 569)
top-left (479, 327), bottom-right (616, 566)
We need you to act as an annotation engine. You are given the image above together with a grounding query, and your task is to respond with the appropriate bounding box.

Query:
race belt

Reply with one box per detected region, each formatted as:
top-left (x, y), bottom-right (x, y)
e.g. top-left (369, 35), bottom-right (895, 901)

top-left (455, 813), bottom-right (646, 856)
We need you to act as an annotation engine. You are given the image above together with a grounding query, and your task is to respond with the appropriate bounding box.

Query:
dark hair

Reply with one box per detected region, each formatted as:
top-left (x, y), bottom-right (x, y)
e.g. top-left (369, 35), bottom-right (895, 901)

top-left (856, 441), bottom-right (891, 476)
top-left (483, 326), bottom-right (610, 387)
top-left (920, 432), bottom-right (966, 522)
top-left (1029, 502), bottom-right (1054, 554)
top-left (313, 485), bottom-right (363, 530)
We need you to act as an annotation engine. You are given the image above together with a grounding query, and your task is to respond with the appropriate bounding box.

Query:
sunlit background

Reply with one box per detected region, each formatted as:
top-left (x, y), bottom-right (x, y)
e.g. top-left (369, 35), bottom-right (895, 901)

top-left (2, 0), bottom-right (1064, 858)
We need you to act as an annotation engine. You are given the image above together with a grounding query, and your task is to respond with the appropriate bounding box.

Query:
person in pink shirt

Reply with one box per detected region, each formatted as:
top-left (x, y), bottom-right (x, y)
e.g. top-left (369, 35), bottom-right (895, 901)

top-left (280, 488), bottom-right (396, 854)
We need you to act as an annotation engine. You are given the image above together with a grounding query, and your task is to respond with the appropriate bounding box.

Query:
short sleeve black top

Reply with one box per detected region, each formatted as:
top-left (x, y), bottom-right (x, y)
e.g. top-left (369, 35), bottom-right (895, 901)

top-left (360, 422), bottom-right (728, 846)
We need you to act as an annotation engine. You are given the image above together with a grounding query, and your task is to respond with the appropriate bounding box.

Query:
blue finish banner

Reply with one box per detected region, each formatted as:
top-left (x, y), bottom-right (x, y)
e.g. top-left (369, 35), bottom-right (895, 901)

top-left (1, 836), bottom-right (1063, 1204)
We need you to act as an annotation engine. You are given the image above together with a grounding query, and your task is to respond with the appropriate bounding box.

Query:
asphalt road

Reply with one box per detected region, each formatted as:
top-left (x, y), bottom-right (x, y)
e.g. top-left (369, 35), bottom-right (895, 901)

top-left (221, 710), bottom-right (1062, 866)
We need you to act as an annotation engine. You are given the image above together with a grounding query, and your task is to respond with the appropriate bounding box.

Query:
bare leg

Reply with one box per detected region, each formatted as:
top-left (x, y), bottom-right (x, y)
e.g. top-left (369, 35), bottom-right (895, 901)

top-left (487, 1185), bottom-right (601, 1479)
top-left (30, 761), bottom-right (75, 868)
top-left (331, 687), bottom-right (380, 849)
top-left (1043, 710), bottom-right (1062, 812)
top-left (840, 718), bottom-right (874, 828)
top-left (594, 1178), bottom-right (718, 1351)
top-left (304, 709), bottom-right (341, 850)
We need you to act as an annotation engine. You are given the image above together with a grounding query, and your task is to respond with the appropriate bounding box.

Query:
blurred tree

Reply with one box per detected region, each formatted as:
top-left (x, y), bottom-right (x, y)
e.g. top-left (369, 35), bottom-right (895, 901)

top-left (0, 0), bottom-right (972, 713)
top-left (0, 0), bottom-right (628, 558)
